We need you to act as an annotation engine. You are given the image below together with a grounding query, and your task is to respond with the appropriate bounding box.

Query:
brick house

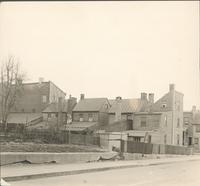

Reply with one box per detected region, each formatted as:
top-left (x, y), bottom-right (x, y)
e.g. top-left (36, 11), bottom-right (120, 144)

top-left (108, 95), bottom-right (149, 124)
top-left (67, 94), bottom-right (110, 133)
top-left (106, 84), bottom-right (184, 146)
top-left (149, 84), bottom-right (184, 146)
top-left (12, 78), bottom-right (66, 113)
top-left (42, 96), bottom-right (77, 125)
top-left (184, 106), bottom-right (200, 150)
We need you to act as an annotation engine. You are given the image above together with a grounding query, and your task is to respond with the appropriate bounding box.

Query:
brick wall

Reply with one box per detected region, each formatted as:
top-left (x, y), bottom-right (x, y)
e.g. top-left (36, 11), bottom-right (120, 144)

top-left (12, 81), bottom-right (66, 113)
top-left (13, 82), bottom-right (50, 113)
top-left (133, 114), bottom-right (161, 131)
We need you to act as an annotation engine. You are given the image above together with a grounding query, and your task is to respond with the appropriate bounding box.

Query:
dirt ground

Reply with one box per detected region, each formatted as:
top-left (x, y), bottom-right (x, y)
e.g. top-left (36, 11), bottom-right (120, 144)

top-left (0, 142), bottom-right (106, 153)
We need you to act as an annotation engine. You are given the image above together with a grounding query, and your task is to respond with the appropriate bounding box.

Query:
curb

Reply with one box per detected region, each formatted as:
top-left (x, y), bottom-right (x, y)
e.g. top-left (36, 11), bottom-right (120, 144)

top-left (3, 158), bottom-right (200, 182)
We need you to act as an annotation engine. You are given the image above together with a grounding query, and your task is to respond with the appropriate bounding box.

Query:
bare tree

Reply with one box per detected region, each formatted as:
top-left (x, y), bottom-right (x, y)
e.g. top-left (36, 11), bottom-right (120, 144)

top-left (0, 56), bottom-right (25, 132)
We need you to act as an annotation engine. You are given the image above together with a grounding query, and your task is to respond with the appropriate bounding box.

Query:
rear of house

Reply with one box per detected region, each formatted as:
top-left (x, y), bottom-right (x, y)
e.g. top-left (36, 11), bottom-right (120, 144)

top-left (12, 79), bottom-right (66, 113)
top-left (69, 95), bottom-right (110, 133)
top-left (106, 84), bottom-right (184, 146)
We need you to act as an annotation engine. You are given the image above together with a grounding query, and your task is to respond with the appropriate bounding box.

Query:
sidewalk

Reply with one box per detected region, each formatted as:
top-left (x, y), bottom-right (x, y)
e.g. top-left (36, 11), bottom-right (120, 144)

top-left (1, 155), bottom-right (200, 182)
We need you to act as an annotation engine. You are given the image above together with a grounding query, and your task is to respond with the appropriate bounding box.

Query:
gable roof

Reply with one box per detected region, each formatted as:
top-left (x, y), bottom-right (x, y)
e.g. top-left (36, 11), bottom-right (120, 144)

top-left (73, 98), bottom-right (108, 112)
top-left (42, 101), bottom-right (68, 113)
top-left (109, 98), bottom-right (148, 114)
top-left (7, 113), bottom-right (42, 124)
top-left (43, 98), bottom-right (77, 113)
top-left (150, 91), bottom-right (183, 112)
top-left (63, 122), bottom-right (98, 131)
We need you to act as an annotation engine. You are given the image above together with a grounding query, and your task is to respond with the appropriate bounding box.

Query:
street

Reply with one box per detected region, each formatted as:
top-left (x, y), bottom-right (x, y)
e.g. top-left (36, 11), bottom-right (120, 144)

top-left (10, 159), bottom-right (200, 186)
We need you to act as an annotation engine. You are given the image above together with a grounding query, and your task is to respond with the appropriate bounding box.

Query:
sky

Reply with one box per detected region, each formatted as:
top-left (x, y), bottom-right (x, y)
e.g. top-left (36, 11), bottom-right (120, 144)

top-left (0, 1), bottom-right (199, 110)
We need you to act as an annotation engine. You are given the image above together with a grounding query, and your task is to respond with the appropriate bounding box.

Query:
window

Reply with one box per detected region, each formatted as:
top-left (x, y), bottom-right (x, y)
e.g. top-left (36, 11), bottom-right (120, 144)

top-left (32, 108), bottom-right (36, 113)
top-left (55, 113), bottom-right (58, 118)
top-left (88, 113), bottom-right (93, 122)
top-left (79, 114), bottom-right (83, 122)
top-left (177, 118), bottom-right (180, 128)
top-left (141, 117), bottom-right (146, 127)
top-left (127, 114), bottom-right (132, 120)
top-left (42, 95), bottom-right (47, 103)
top-left (164, 115), bottom-right (167, 126)
top-left (104, 104), bottom-right (109, 109)
top-left (48, 113), bottom-right (51, 118)
top-left (194, 138), bottom-right (199, 145)
top-left (177, 104), bottom-right (180, 111)
top-left (133, 137), bottom-right (141, 142)
top-left (161, 103), bottom-right (167, 108)
top-left (164, 134), bottom-right (167, 144)
top-left (184, 117), bottom-right (189, 125)
top-left (196, 126), bottom-right (200, 133)
top-left (177, 134), bottom-right (180, 145)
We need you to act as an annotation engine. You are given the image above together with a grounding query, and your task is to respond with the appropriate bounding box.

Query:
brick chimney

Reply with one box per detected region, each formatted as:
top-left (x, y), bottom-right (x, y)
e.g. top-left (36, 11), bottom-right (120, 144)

top-left (192, 105), bottom-right (197, 120)
top-left (67, 95), bottom-right (77, 115)
top-left (80, 94), bottom-right (85, 100)
top-left (141, 93), bottom-right (147, 100)
top-left (115, 96), bottom-right (122, 122)
top-left (148, 93), bottom-right (154, 104)
top-left (39, 77), bottom-right (44, 84)
top-left (192, 105), bottom-right (196, 112)
top-left (169, 84), bottom-right (175, 92)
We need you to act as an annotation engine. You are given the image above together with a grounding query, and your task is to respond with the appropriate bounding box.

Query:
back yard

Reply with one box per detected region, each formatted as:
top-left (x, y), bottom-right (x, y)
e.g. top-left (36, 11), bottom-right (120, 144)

top-left (0, 142), bottom-right (106, 153)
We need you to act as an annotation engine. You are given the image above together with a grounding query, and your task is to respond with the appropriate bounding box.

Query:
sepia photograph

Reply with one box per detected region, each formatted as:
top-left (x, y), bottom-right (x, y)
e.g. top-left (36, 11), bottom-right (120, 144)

top-left (0, 1), bottom-right (199, 186)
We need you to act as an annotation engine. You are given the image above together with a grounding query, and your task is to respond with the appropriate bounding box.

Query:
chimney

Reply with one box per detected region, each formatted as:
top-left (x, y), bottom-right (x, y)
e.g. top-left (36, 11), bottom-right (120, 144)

top-left (116, 96), bottom-right (122, 101)
top-left (39, 77), bottom-right (44, 84)
top-left (115, 96), bottom-right (122, 122)
top-left (192, 105), bottom-right (196, 112)
top-left (67, 95), bottom-right (77, 115)
top-left (16, 78), bottom-right (23, 85)
top-left (169, 84), bottom-right (175, 92)
top-left (192, 105), bottom-right (197, 120)
top-left (141, 93), bottom-right (147, 100)
top-left (80, 94), bottom-right (85, 100)
top-left (148, 93), bottom-right (154, 104)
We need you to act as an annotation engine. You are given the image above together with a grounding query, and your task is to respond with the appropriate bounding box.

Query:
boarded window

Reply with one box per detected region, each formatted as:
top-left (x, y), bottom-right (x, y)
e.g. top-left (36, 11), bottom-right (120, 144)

top-left (88, 113), bottom-right (93, 122)
top-left (194, 138), bottom-right (199, 145)
top-left (196, 126), bottom-right (200, 132)
top-left (133, 137), bottom-right (141, 142)
top-left (127, 114), bottom-right (132, 120)
top-left (177, 134), bottom-right (180, 145)
top-left (184, 117), bottom-right (189, 125)
top-left (141, 117), bottom-right (146, 127)
top-left (79, 114), bottom-right (84, 121)
top-left (164, 115), bottom-right (167, 126)
top-left (164, 134), bottom-right (167, 144)
top-left (177, 118), bottom-right (180, 128)
top-left (42, 95), bottom-right (47, 103)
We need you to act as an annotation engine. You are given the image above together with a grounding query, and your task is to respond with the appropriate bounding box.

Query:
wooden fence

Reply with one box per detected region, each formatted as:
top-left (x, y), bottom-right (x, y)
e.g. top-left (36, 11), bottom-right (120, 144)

top-left (121, 140), bottom-right (193, 155)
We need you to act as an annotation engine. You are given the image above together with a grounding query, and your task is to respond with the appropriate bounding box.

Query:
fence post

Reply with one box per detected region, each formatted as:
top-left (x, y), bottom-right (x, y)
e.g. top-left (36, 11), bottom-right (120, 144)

top-left (68, 130), bottom-right (71, 144)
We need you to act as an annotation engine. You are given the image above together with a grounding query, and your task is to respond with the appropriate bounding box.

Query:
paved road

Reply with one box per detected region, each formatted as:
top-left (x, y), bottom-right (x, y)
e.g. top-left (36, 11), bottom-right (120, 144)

top-left (10, 160), bottom-right (200, 186)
